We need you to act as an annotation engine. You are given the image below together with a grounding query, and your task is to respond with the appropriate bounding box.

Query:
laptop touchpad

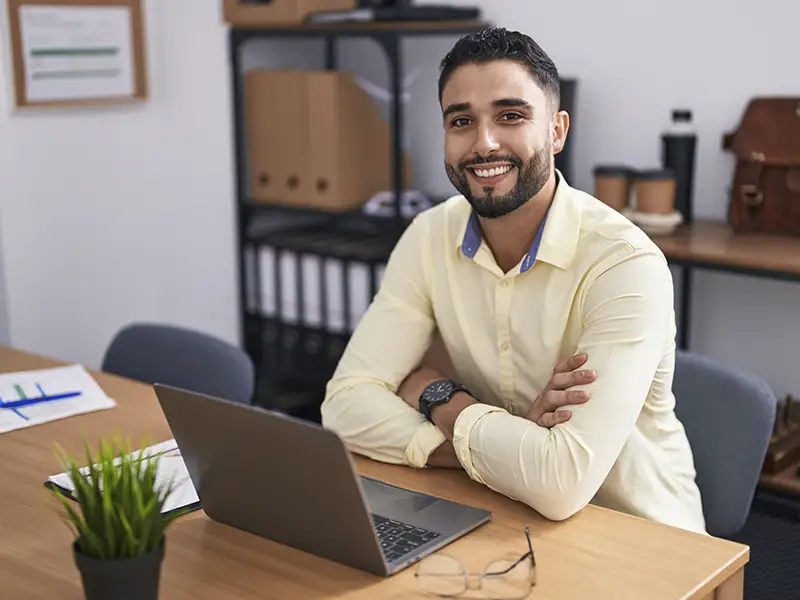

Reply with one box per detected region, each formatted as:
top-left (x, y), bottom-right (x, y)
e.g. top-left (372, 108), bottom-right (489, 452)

top-left (360, 476), bottom-right (438, 516)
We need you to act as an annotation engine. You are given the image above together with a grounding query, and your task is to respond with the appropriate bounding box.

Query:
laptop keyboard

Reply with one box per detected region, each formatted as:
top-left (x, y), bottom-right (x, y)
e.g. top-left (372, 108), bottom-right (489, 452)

top-left (372, 514), bottom-right (441, 562)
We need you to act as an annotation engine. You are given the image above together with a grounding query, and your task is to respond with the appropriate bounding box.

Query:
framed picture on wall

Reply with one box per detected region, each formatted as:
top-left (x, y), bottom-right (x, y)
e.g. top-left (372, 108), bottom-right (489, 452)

top-left (5, 0), bottom-right (148, 108)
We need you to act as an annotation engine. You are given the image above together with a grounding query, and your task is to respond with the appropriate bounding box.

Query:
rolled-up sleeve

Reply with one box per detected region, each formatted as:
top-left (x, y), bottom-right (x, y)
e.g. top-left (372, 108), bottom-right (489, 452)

top-left (451, 249), bottom-right (674, 521)
top-left (452, 404), bottom-right (509, 482)
top-left (321, 215), bottom-right (445, 467)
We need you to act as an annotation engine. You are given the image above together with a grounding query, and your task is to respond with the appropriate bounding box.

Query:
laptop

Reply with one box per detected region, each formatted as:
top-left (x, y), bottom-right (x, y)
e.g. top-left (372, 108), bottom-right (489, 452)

top-left (153, 384), bottom-right (491, 576)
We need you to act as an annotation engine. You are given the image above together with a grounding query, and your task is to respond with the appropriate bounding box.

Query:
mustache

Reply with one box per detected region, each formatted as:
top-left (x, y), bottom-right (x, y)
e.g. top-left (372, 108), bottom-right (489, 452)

top-left (458, 155), bottom-right (522, 171)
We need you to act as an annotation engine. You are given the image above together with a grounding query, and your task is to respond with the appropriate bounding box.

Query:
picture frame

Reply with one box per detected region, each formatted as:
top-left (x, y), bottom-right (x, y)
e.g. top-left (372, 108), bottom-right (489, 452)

top-left (6, 0), bottom-right (148, 108)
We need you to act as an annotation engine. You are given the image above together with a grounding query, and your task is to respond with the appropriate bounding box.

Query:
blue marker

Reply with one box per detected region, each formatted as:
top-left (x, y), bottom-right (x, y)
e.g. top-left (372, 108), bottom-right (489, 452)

top-left (0, 391), bottom-right (82, 411)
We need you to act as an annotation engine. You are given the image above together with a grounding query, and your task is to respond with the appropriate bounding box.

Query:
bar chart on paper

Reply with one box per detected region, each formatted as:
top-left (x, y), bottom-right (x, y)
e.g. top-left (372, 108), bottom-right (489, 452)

top-left (0, 364), bottom-right (116, 434)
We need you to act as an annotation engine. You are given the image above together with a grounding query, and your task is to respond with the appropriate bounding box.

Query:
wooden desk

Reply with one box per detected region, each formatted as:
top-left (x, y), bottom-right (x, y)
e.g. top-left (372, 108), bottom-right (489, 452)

top-left (650, 220), bottom-right (800, 350)
top-left (0, 347), bottom-right (748, 599)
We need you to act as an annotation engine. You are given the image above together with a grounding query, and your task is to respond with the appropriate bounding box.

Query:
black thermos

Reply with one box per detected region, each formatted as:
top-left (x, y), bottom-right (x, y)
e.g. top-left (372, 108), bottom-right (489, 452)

top-left (661, 109), bottom-right (697, 222)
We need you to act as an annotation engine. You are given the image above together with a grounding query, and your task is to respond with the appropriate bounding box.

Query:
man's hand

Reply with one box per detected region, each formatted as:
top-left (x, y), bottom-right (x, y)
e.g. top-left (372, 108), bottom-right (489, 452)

top-left (398, 353), bottom-right (595, 429)
top-left (526, 353), bottom-right (596, 427)
top-left (397, 366), bottom-right (444, 411)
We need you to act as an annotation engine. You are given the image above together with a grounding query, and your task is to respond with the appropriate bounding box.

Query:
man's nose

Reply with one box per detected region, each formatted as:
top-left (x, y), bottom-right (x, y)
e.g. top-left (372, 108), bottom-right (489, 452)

top-left (472, 123), bottom-right (501, 156)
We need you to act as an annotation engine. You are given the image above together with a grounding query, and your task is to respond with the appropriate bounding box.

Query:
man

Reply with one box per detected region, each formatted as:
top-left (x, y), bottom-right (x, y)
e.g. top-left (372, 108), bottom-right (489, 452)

top-left (321, 27), bottom-right (706, 534)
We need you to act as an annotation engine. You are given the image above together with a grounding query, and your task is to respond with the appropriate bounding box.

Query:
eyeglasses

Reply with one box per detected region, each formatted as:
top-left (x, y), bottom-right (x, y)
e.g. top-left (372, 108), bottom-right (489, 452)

top-left (414, 526), bottom-right (536, 599)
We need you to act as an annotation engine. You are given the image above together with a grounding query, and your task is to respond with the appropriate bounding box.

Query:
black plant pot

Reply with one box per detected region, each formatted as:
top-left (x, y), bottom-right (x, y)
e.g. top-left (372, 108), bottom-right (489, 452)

top-left (73, 539), bottom-right (165, 600)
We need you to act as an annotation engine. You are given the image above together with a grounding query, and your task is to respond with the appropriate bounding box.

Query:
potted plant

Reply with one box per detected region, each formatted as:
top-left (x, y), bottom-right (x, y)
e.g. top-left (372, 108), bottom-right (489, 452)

top-left (49, 437), bottom-right (184, 600)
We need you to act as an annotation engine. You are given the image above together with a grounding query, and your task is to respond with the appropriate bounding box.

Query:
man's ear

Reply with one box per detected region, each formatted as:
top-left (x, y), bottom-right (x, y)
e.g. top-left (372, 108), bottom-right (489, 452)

top-left (552, 110), bottom-right (570, 155)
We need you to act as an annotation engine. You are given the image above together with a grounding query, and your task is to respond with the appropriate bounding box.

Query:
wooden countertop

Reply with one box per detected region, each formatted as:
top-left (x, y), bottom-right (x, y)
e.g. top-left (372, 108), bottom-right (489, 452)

top-left (652, 220), bottom-right (800, 276)
top-left (0, 346), bottom-right (748, 599)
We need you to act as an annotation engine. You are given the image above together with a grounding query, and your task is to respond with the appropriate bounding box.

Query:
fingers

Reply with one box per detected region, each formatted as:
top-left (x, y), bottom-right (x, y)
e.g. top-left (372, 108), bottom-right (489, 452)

top-left (542, 388), bottom-right (589, 413)
top-left (526, 373), bottom-right (594, 428)
top-left (538, 410), bottom-right (572, 428)
top-left (553, 353), bottom-right (588, 374)
top-left (549, 369), bottom-right (597, 390)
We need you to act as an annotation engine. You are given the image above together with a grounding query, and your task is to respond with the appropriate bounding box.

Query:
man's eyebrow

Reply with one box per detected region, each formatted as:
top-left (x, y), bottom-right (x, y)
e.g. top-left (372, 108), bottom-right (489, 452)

top-left (493, 98), bottom-right (532, 111)
top-left (442, 99), bottom-right (533, 118)
top-left (442, 102), bottom-right (470, 118)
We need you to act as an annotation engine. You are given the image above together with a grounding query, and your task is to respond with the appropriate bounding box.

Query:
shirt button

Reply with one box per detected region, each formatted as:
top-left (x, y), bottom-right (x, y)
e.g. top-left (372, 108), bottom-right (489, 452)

top-left (500, 279), bottom-right (510, 287)
top-left (500, 342), bottom-right (510, 351)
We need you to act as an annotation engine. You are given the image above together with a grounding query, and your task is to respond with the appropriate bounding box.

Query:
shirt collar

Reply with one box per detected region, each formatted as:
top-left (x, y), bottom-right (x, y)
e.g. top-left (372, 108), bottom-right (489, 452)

top-left (456, 170), bottom-right (581, 272)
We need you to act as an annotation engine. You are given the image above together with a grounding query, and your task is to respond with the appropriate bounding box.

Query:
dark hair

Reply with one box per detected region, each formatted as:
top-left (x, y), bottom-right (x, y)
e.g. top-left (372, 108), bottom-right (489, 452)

top-left (438, 27), bottom-right (560, 108)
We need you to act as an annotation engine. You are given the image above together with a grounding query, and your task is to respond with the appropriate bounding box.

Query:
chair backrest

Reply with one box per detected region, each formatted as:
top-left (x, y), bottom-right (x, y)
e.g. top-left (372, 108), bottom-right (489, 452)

top-left (673, 350), bottom-right (776, 537)
top-left (102, 323), bottom-right (255, 405)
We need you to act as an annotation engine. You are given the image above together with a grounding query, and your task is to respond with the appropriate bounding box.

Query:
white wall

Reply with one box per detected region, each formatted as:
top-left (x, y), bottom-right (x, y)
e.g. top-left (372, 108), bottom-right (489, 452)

top-left (1, 0), bottom-right (799, 399)
top-left (0, 211), bottom-right (9, 345)
top-left (0, 0), bottom-right (239, 367)
top-left (418, 0), bottom-right (800, 399)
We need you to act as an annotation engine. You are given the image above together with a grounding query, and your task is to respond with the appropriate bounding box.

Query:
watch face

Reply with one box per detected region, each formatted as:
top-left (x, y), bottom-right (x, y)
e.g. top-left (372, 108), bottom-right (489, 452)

top-left (423, 380), bottom-right (454, 403)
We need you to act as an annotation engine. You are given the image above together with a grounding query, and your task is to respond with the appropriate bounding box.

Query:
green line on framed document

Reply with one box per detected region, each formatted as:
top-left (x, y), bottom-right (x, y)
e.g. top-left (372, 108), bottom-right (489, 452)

top-left (31, 47), bottom-right (120, 57)
top-left (32, 69), bottom-right (122, 80)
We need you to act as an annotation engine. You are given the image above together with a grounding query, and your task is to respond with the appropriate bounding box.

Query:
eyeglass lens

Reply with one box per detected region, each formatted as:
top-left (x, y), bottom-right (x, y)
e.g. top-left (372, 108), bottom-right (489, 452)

top-left (417, 553), bottom-right (533, 599)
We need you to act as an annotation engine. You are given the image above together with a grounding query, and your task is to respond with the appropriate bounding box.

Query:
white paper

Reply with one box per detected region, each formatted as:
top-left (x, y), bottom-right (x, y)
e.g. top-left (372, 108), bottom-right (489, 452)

top-left (0, 364), bottom-right (116, 434)
top-left (324, 258), bottom-right (345, 332)
top-left (48, 438), bottom-right (200, 515)
top-left (348, 262), bottom-right (370, 331)
top-left (257, 247), bottom-right (387, 332)
top-left (279, 250), bottom-right (298, 323)
top-left (19, 5), bottom-right (135, 103)
top-left (259, 246), bottom-right (276, 316)
top-left (301, 254), bottom-right (322, 327)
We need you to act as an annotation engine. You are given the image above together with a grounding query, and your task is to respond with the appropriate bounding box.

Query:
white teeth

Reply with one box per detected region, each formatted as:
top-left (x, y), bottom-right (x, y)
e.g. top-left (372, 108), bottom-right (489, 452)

top-left (473, 165), bottom-right (512, 179)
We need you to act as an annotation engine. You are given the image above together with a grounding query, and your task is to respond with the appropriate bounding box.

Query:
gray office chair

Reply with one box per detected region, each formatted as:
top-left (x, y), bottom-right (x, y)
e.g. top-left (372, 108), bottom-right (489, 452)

top-left (102, 322), bottom-right (255, 405)
top-left (673, 350), bottom-right (777, 537)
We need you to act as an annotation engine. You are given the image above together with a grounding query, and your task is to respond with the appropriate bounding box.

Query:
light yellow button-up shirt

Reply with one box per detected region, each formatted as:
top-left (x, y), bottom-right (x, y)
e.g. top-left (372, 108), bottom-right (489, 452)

top-left (321, 173), bottom-right (707, 534)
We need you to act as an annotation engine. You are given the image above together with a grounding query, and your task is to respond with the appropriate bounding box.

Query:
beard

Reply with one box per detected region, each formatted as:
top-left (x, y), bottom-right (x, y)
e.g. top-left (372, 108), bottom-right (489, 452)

top-left (445, 140), bottom-right (552, 219)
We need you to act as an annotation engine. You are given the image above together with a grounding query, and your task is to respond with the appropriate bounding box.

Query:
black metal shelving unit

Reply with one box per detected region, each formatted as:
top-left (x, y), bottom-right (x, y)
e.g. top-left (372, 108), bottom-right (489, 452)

top-left (228, 20), bottom-right (577, 422)
top-left (228, 21), bottom-right (488, 421)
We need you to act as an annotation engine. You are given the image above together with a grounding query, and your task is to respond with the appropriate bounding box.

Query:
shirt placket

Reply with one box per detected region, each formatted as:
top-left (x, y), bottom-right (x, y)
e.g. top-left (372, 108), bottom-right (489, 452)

top-left (495, 276), bottom-right (515, 409)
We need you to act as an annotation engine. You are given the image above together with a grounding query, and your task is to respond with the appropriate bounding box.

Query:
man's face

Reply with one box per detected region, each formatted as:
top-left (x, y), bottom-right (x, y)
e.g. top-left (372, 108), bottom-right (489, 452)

top-left (441, 60), bottom-right (560, 219)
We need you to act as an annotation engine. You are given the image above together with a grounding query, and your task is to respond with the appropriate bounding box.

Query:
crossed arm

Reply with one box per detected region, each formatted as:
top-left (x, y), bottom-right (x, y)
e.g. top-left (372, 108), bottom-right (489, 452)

top-left (396, 353), bottom-right (595, 469)
top-left (320, 219), bottom-right (674, 521)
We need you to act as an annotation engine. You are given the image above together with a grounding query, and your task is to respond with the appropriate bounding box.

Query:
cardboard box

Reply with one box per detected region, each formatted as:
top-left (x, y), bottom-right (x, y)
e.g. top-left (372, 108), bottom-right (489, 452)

top-left (244, 69), bottom-right (413, 212)
top-left (223, 0), bottom-right (357, 26)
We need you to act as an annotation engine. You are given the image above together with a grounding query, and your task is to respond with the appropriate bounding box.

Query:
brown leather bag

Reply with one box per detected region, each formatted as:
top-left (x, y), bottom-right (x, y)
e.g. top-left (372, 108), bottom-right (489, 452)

top-left (724, 97), bottom-right (800, 235)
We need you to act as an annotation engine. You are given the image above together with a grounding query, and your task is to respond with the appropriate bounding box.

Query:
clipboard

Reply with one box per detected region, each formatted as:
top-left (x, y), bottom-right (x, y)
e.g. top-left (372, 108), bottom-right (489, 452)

top-left (43, 480), bottom-right (202, 519)
top-left (6, 0), bottom-right (149, 108)
top-left (43, 439), bottom-right (202, 518)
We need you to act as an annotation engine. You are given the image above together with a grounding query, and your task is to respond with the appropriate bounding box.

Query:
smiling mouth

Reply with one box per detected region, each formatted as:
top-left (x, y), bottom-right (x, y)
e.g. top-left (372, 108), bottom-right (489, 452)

top-left (468, 164), bottom-right (515, 180)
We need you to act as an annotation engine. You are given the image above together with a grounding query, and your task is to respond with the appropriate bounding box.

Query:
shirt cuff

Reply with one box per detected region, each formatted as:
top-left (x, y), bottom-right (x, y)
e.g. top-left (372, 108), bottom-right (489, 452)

top-left (452, 403), bottom-right (508, 483)
top-left (403, 420), bottom-right (447, 468)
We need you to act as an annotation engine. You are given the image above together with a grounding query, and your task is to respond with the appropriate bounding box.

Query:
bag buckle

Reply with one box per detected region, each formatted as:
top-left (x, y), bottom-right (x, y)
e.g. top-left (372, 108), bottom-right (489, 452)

top-left (741, 184), bottom-right (764, 206)
top-left (740, 151), bottom-right (765, 207)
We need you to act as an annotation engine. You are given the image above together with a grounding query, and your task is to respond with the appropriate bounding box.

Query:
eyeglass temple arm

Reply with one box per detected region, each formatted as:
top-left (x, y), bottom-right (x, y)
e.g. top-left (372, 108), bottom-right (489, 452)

top-left (485, 526), bottom-right (536, 577)
top-left (484, 551), bottom-right (533, 577)
top-left (525, 526), bottom-right (535, 567)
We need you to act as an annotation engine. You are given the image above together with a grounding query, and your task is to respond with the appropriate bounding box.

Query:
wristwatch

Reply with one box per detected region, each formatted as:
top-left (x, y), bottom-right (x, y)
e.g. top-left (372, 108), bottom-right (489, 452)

top-left (418, 379), bottom-right (470, 423)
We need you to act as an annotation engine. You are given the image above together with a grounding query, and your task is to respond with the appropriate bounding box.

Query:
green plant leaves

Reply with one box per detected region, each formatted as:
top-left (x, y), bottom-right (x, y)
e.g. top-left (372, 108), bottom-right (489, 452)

top-left (50, 436), bottom-right (181, 560)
